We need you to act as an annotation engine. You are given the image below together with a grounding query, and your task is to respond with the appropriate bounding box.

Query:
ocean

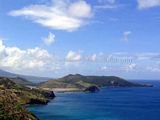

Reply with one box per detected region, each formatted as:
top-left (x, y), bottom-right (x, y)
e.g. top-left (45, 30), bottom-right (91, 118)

top-left (28, 81), bottom-right (160, 120)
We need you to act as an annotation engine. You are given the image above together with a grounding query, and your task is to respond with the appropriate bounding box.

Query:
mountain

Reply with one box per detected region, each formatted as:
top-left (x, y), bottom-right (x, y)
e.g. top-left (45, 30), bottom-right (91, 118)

top-left (0, 69), bottom-right (16, 77)
top-left (38, 74), bottom-right (149, 90)
top-left (10, 77), bottom-right (35, 86)
top-left (0, 69), bottom-right (51, 83)
top-left (0, 69), bottom-right (35, 86)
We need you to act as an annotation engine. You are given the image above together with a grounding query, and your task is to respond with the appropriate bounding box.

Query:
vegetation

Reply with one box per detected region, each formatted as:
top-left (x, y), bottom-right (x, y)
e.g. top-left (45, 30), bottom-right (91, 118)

top-left (0, 77), bottom-right (55, 120)
top-left (0, 74), bottom-right (151, 119)
top-left (10, 77), bottom-right (34, 86)
top-left (0, 69), bottom-right (50, 84)
top-left (0, 88), bottom-right (38, 120)
top-left (38, 74), bottom-right (149, 90)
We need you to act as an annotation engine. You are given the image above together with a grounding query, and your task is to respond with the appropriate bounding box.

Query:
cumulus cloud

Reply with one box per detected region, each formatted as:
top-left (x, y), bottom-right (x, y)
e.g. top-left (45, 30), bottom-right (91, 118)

top-left (9, 0), bottom-right (92, 32)
top-left (90, 54), bottom-right (97, 61)
top-left (0, 39), bottom-right (55, 71)
top-left (66, 50), bottom-right (82, 61)
top-left (68, 1), bottom-right (92, 18)
top-left (101, 66), bottom-right (108, 70)
top-left (125, 63), bottom-right (137, 72)
top-left (137, 0), bottom-right (160, 9)
top-left (123, 31), bottom-right (132, 42)
top-left (1, 38), bottom-right (160, 77)
top-left (43, 32), bottom-right (55, 46)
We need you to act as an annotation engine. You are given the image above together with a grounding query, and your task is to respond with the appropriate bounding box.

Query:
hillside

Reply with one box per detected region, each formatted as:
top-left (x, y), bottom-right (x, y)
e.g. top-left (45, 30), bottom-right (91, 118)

top-left (0, 77), bottom-right (55, 120)
top-left (10, 77), bottom-right (35, 86)
top-left (38, 74), bottom-right (148, 90)
top-left (0, 77), bottom-right (55, 104)
top-left (0, 88), bottom-right (38, 120)
top-left (0, 69), bottom-right (50, 83)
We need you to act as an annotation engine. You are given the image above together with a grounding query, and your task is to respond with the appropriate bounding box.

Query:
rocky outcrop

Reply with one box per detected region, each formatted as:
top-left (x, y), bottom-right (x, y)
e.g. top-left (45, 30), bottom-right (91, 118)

top-left (26, 90), bottom-right (55, 105)
top-left (84, 86), bottom-right (100, 93)
top-left (42, 90), bottom-right (56, 98)
top-left (32, 88), bottom-right (56, 99)
top-left (27, 98), bottom-right (49, 105)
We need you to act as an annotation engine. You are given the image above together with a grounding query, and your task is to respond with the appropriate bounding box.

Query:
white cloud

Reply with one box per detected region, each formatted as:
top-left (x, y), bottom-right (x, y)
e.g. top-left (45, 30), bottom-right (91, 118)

top-left (95, 4), bottom-right (117, 9)
top-left (123, 31), bottom-right (132, 42)
top-left (90, 54), bottom-right (97, 61)
top-left (43, 32), bottom-right (55, 46)
top-left (101, 66), bottom-right (108, 70)
top-left (136, 53), bottom-right (160, 60)
top-left (0, 39), bottom-right (56, 71)
top-left (66, 50), bottom-right (81, 61)
top-left (9, 0), bottom-right (92, 32)
top-left (146, 66), bottom-right (160, 72)
top-left (125, 63), bottom-right (136, 72)
top-left (68, 1), bottom-right (92, 18)
top-left (95, 0), bottom-right (119, 9)
top-left (137, 0), bottom-right (160, 9)
top-left (98, 0), bottom-right (116, 5)
top-left (1, 38), bottom-right (160, 78)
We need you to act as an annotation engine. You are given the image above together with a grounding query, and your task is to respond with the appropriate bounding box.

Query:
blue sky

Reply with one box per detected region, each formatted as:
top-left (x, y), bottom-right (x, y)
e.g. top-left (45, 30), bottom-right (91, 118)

top-left (0, 0), bottom-right (160, 79)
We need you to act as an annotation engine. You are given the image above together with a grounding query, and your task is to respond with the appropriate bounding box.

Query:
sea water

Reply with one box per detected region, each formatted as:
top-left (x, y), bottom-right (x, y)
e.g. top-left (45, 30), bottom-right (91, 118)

top-left (29, 81), bottom-right (160, 120)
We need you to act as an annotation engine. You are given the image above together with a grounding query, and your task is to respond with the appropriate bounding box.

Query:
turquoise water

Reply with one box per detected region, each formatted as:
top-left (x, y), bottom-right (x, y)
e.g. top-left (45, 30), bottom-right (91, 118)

top-left (29, 81), bottom-right (160, 120)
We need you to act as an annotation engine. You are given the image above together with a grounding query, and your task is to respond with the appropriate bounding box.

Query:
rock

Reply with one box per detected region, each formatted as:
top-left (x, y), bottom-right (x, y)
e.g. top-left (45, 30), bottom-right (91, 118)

top-left (27, 98), bottom-right (49, 105)
top-left (42, 90), bottom-right (56, 98)
top-left (84, 86), bottom-right (100, 93)
top-left (26, 90), bottom-right (55, 105)
top-left (32, 88), bottom-right (56, 99)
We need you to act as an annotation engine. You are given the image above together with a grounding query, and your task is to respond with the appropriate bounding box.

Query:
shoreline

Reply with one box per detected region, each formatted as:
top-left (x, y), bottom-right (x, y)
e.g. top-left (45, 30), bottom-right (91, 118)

top-left (39, 84), bottom-right (153, 93)
top-left (41, 88), bottom-right (83, 93)
top-left (28, 85), bottom-right (154, 120)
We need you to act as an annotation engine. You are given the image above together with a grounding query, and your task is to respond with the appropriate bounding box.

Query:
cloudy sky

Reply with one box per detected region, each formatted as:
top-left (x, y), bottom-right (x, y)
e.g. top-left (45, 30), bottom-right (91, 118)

top-left (0, 0), bottom-right (160, 79)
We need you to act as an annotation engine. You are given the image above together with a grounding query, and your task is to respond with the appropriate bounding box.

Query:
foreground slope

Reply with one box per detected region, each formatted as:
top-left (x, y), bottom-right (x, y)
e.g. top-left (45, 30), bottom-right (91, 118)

top-left (0, 88), bottom-right (38, 120)
top-left (38, 74), bottom-right (148, 90)
top-left (0, 77), bottom-right (55, 120)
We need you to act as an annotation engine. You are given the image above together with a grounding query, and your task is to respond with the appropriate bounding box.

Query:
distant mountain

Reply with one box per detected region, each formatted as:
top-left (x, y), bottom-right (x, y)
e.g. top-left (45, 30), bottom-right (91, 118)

top-left (0, 69), bottom-right (51, 83)
top-left (38, 74), bottom-right (149, 90)
top-left (0, 69), bottom-right (16, 77)
top-left (10, 77), bottom-right (35, 86)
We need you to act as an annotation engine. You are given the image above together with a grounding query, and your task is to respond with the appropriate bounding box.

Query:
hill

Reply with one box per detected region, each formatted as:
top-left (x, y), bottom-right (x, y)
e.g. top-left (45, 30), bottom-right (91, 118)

top-left (0, 69), bottom-right (51, 83)
top-left (10, 77), bottom-right (35, 86)
top-left (0, 89), bottom-right (38, 120)
top-left (38, 74), bottom-right (149, 91)
top-left (0, 77), bottom-right (55, 120)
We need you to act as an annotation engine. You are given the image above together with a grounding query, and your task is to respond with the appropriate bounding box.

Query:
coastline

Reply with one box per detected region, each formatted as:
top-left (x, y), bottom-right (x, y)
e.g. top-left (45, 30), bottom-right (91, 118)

top-left (28, 84), bottom-right (160, 120)
top-left (40, 84), bottom-right (153, 93)
top-left (43, 88), bottom-right (83, 93)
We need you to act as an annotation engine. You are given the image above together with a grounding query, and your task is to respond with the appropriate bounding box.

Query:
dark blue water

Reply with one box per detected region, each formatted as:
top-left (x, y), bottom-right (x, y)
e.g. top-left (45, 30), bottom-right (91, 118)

top-left (29, 81), bottom-right (160, 120)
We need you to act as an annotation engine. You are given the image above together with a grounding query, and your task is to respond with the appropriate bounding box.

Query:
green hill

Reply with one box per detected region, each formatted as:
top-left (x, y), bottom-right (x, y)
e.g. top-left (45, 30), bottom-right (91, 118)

top-left (0, 69), bottom-right (50, 83)
top-left (0, 88), bottom-right (38, 120)
top-left (10, 77), bottom-right (35, 86)
top-left (0, 77), bottom-right (55, 120)
top-left (38, 74), bottom-right (149, 90)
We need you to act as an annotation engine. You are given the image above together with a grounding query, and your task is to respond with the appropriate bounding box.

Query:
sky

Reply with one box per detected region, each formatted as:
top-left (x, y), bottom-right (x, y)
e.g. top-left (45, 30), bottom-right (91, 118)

top-left (0, 0), bottom-right (160, 79)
